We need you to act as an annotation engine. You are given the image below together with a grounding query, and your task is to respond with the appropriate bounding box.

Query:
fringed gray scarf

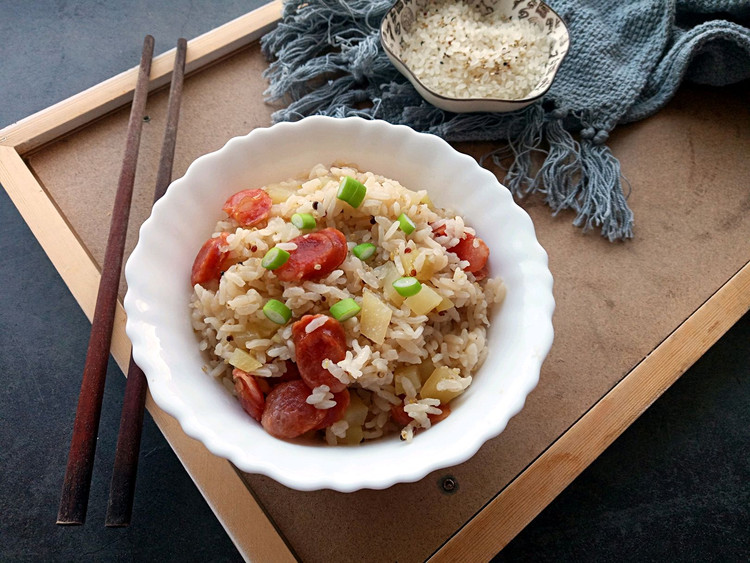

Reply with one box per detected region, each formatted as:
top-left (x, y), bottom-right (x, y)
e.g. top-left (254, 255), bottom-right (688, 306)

top-left (261, 0), bottom-right (750, 240)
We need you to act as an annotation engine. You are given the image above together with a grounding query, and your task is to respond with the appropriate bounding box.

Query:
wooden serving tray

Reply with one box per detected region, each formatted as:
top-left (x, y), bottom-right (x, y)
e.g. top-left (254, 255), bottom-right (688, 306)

top-left (1, 3), bottom-right (748, 561)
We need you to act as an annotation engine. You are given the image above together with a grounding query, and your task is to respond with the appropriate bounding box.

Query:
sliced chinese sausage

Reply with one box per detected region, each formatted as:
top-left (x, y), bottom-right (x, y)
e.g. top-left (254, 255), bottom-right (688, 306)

top-left (274, 228), bottom-right (348, 282)
top-left (261, 380), bottom-right (328, 439)
top-left (390, 403), bottom-right (412, 427)
top-left (278, 360), bottom-right (301, 383)
top-left (222, 188), bottom-right (272, 227)
top-left (472, 264), bottom-right (489, 281)
top-left (314, 388), bottom-right (351, 430)
top-left (191, 232), bottom-right (232, 286)
top-left (292, 315), bottom-right (348, 393)
top-left (232, 368), bottom-right (265, 422)
top-left (428, 402), bottom-right (452, 424)
top-left (432, 224), bottom-right (489, 275)
top-left (451, 233), bottom-right (489, 274)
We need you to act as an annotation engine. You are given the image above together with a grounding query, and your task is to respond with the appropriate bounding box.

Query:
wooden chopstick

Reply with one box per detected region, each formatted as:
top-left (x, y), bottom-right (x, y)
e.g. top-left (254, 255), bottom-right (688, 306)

top-left (105, 37), bottom-right (188, 528)
top-left (57, 35), bottom-right (155, 526)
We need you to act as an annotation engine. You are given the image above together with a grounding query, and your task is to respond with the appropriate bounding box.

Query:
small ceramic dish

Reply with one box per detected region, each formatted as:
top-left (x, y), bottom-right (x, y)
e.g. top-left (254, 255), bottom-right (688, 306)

top-left (124, 116), bottom-right (554, 492)
top-left (380, 0), bottom-right (570, 113)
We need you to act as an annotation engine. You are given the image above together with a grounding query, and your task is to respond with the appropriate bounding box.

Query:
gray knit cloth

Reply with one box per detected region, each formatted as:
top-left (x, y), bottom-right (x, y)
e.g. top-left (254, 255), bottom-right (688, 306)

top-left (261, 1), bottom-right (750, 240)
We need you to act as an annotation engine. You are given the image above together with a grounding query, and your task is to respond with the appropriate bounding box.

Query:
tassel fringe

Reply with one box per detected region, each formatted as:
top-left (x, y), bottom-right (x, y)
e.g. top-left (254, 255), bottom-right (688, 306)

top-left (260, 0), bottom-right (636, 241)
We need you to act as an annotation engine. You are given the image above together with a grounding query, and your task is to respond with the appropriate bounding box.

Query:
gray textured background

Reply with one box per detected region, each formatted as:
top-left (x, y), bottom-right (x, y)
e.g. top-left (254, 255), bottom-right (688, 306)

top-left (1, 2), bottom-right (748, 561)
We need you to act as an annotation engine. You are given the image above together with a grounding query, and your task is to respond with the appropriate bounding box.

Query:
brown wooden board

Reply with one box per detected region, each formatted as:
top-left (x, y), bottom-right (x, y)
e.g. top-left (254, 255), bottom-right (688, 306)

top-left (1, 6), bottom-right (748, 562)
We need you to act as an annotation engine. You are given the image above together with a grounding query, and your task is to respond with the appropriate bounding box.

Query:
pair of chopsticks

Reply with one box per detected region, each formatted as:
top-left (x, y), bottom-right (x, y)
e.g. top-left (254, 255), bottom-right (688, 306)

top-left (57, 35), bottom-right (187, 527)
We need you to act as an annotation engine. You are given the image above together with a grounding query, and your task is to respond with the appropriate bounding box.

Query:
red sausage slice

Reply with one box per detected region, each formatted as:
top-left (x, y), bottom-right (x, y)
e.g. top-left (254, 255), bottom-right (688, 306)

top-left (451, 233), bottom-right (489, 274)
top-left (279, 360), bottom-right (301, 383)
top-left (274, 228), bottom-right (348, 282)
top-left (472, 264), bottom-right (489, 281)
top-left (191, 232), bottom-right (231, 286)
top-left (223, 188), bottom-right (272, 227)
top-left (261, 380), bottom-right (328, 439)
top-left (314, 388), bottom-right (351, 430)
top-left (431, 224), bottom-right (490, 275)
top-left (292, 315), bottom-right (348, 393)
top-left (390, 403), bottom-right (412, 427)
top-left (232, 368), bottom-right (265, 422)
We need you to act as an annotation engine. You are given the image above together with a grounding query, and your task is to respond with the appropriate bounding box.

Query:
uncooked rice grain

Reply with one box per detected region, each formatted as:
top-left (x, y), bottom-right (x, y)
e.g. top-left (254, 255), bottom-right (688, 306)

top-left (399, 1), bottom-right (551, 100)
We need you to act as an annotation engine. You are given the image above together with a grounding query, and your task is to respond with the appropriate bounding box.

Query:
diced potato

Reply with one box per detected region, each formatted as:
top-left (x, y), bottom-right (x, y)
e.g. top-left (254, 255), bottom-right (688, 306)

top-left (420, 366), bottom-right (465, 404)
top-left (227, 348), bottom-right (262, 373)
top-left (400, 250), bottom-right (415, 276)
top-left (401, 249), bottom-right (439, 281)
top-left (255, 316), bottom-right (283, 338)
top-left (264, 182), bottom-right (299, 204)
top-left (417, 359), bottom-right (436, 383)
top-left (394, 365), bottom-right (421, 396)
top-left (382, 262), bottom-right (404, 306)
top-left (360, 289), bottom-right (392, 345)
top-left (343, 424), bottom-right (364, 445)
top-left (342, 393), bottom-right (368, 445)
top-left (435, 296), bottom-right (454, 312)
top-left (343, 393), bottom-right (368, 427)
top-left (414, 249), bottom-right (440, 281)
top-left (404, 284), bottom-right (443, 316)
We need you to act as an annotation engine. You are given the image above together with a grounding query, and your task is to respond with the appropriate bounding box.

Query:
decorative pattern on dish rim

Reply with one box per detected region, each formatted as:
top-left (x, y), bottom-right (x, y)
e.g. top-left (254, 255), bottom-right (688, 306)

top-left (124, 116), bottom-right (555, 492)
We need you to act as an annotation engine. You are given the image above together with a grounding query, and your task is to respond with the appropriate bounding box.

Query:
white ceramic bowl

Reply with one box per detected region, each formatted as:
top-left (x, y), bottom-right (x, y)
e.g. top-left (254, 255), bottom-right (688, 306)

top-left (124, 116), bottom-right (554, 492)
top-left (380, 0), bottom-right (570, 113)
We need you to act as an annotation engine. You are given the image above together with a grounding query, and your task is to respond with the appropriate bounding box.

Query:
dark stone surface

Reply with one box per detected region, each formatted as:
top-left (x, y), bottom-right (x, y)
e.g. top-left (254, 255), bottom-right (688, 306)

top-left (1, 2), bottom-right (747, 561)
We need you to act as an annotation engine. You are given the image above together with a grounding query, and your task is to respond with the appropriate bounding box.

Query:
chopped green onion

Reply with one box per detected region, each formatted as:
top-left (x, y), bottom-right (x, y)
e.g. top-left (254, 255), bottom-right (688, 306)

top-left (330, 298), bottom-right (361, 321)
top-left (397, 213), bottom-right (416, 235)
top-left (352, 242), bottom-right (376, 261)
top-left (261, 247), bottom-right (290, 270)
top-left (291, 213), bottom-right (316, 230)
top-left (336, 176), bottom-right (367, 208)
top-left (392, 276), bottom-right (422, 297)
top-left (263, 299), bottom-right (292, 324)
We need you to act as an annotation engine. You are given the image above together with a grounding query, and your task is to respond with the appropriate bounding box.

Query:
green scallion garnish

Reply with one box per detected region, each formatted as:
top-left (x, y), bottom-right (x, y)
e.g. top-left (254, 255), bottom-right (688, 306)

top-left (261, 247), bottom-right (290, 270)
top-left (329, 298), bottom-right (361, 321)
top-left (352, 242), bottom-right (376, 261)
top-left (392, 276), bottom-right (422, 297)
top-left (263, 299), bottom-right (292, 324)
top-left (291, 213), bottom-right (316, 230)
top-left (397, 213), bottom-right (416, 235)
top-left (336, 176), bottom-right (367, 208)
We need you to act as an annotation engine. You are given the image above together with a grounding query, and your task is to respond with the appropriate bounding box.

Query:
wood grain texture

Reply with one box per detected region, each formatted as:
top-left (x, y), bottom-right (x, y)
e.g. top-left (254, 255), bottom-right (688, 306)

top-left (106, 37), bottom-right (189, 528)
top-left (58, 34), bottom-right (155, 526)
top-left (0, 10), bottom-right (292, 562)
top-left (3, 4), bottom-right (748, 561)
top-left (430, 262), bottom-right (750, 561)
top-left (0, 0), bottom-right (282, 155)
top-left (0, 143), bottom-right (295, 562)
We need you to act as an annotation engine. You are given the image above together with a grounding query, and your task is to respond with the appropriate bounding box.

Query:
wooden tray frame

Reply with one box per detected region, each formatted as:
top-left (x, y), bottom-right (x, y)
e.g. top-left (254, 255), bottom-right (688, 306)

top-left (1, 3), bottom-right (748, 561)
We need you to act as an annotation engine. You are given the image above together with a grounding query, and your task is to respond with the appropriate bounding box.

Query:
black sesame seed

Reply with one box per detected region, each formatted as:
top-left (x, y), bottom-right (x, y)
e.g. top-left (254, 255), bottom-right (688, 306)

top-left (313, 201), bottom-right (319, 210)
top-left (370, 216), bottom-right (376, 225)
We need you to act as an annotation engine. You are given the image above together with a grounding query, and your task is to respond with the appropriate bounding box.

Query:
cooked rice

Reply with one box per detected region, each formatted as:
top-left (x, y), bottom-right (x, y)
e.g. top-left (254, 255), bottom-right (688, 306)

top-left (306, 385), bottom-right (336, 409)
top-left (190, 163), bottom-right (505, 444)
top-left (399, 1), bottom-right (551, 100)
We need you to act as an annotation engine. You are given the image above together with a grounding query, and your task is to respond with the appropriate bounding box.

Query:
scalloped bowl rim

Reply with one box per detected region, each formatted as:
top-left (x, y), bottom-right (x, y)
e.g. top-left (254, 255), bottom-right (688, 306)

top-left (124, 116), bottom-right (554, 492)
top-left (379, 0), bottom-right (570, 109)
